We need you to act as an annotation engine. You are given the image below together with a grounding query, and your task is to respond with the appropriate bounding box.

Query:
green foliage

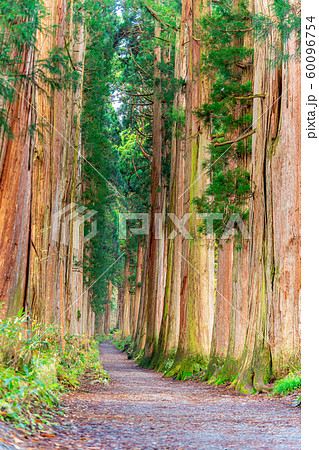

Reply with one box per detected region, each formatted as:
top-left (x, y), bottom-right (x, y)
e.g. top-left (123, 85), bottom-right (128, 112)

top-left (254, 0), bottom-right (301, 66)
top-left (193, 0), bottom-right (300, 242)
top-left (115, 336), bottom-right (133, 353)
top-left (0, 0), bottom-right (78, 135)
top-left (194, 167), bottom-right (252, 240)
top-left (0, 310), bottom-right (108, 431)
top-left (165, 355), bottom-right (208, 380)
top-left (158, 348), bottom-right (177, 372)
top-left (81, 0), bottom-right (183, 317)
top-left (193, 0), bottom-right (253, 242)
top-left (94, 333), bottom-right (113, 344)
top-left (206, 356), bottom-right (238, 386)
top-left (80, 0), bottom-right (124, 315)
top-left (117, 129), bottom-right (151, 208)
top-left (272, 373), bottom-right (301, 395)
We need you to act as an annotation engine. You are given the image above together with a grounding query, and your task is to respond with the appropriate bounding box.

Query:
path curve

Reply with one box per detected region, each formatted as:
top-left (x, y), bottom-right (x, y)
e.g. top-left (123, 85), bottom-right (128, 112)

top-left (29, 342), bottom-right (301, 449)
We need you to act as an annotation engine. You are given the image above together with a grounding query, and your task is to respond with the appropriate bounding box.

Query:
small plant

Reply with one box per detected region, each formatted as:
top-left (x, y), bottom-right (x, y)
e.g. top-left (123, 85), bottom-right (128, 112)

top-left (159, 348), bottom-right (177, 372)
top-left (272, 373), bottom-right (301, 395)
top-left (115, 336), bottom-right (133, 353)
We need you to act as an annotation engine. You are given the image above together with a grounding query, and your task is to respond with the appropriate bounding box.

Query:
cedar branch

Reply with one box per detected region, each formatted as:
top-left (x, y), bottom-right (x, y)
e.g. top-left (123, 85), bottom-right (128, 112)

top-left (213, 129), bottom-right (256, 147)
top-left (140, 1), bottom-right (178, 31)
top-left (130, 149), bottom-right (144, 183)
top-left (235, 94), bottom-right (265, 100)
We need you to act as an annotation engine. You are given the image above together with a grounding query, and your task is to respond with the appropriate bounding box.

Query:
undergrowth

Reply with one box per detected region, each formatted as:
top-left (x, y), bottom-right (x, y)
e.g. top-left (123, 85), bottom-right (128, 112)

top-left (115, 336), bottom-right (134, 355)
top-left (165, 357), bottom-right (208, 381)
top-left (94, 333), bottom-right (113, 344)
top-left (272, 372), bottom-right (301, 395)
top-left (158, 348), bottom-right (177, 373)
top-left (0, 309), bottom-right (108, 432)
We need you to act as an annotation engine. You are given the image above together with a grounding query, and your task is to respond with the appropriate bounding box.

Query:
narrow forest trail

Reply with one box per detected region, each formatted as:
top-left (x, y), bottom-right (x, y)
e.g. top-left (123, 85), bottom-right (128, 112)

top-left (23, 342), bottom-right (300, 450)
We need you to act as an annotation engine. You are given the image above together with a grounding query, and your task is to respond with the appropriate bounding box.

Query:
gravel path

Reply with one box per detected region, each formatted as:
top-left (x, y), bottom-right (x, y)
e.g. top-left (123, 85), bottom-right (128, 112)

top-left (24, 342), bottom-right (300, 449)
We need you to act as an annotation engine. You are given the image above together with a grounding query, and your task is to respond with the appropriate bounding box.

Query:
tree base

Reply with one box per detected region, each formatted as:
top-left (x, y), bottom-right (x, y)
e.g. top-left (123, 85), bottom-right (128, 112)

top-left (165, 357), bottom-right (208, 381)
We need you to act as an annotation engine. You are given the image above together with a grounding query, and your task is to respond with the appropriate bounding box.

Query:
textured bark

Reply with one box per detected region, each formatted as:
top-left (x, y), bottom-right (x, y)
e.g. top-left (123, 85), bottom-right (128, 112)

top-left (227, 242), bottom-right (249, 359)
top-left (95, 281), bottom-right (112, 336)
top-left (155, 30), bottom-right (186, 366)
top-left (132, 234), bottom-right (150, 355)
top-left (155, 214), bottom-right (167, 344)
top-left (208, 0), bottom-right (253, 380)
top-left (210, 241), bottom-right (233, 361)
top-left (144, 12), bottom-right (164, 361)
top-left (236, 0), bottom-right (301, 393)
top-left (131, 240), bottom-right (145, 339)
top-left (117, 286), bottom-right (124, 331)
top-left (110, 285), bottom-right (118, 330)
top-left (105, 301), bottom-right (111, 335)
top-left (0, 1), bottom-right (94, 336)
top-left (122, 246), bottom-right (131, 338)
top-left (105, 281), bottom-right (112, 335)
top-left (0, 46), bottom-right (35, 318)
top-left (168, 0), bottom-right (214, 379)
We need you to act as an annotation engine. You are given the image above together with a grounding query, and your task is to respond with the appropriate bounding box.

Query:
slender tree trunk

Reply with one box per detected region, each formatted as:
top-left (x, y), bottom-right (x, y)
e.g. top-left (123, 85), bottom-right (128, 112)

top-left (104, 281), bottom-right (112, 335)
top-left (117, 286), bottom-right (124, 330)
top-left (132, 233), bottom-right (150, 355)
top-left (154, 29), bottom-right (186, 367)
top-left (131, 240), bottom-right (145, 339)
top-left (104, 302), bottom-right (111, 335)
top-left (122, 244), bottom-right (131, 338)
top-left (144, 9), bottom-right (163, 361)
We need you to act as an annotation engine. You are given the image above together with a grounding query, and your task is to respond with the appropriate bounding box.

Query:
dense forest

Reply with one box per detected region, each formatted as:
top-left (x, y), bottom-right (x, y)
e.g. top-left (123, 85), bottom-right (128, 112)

top-left (0, 0), bottom-right (301, 440)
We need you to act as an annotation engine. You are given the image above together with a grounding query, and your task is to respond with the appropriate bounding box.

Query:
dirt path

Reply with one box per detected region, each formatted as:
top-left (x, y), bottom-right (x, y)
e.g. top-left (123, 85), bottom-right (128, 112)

top-left (23, 342), bottom-right (300, 449)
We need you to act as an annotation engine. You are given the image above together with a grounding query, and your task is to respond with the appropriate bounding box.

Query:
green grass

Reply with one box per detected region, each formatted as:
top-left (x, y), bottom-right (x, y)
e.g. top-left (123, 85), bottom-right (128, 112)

top-left (272, 373), bottom-right (301, 395)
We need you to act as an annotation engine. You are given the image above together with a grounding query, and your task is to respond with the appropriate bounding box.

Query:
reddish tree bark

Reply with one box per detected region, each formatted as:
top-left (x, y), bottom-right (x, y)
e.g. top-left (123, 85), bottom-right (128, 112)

top-left (168, 0), bottom-right (214, 379)
top-left (144, 10), bottom-right (165, 361)
top-left (0, 0), bottom-right (94, 337)
top-left (236, 0), bottom-right (301, 392)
